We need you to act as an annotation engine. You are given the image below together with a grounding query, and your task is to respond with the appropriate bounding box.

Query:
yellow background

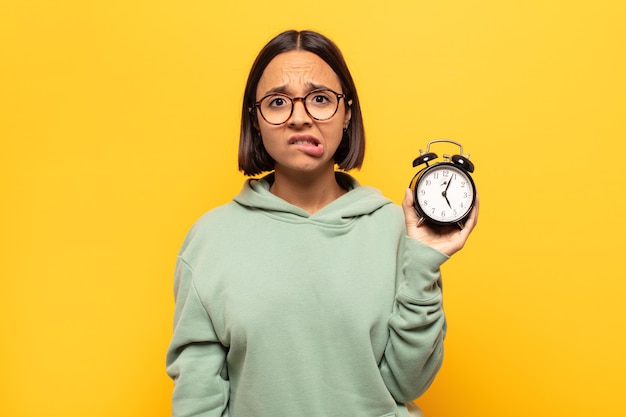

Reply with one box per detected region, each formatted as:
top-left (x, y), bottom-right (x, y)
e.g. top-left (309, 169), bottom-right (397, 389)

top-left (1, 1), bottom-right (625, 416)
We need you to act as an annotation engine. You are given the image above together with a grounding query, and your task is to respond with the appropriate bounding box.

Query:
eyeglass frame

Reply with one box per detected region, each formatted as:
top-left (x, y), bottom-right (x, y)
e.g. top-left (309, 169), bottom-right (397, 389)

top-left (250, 88), bottom-right (347, 126)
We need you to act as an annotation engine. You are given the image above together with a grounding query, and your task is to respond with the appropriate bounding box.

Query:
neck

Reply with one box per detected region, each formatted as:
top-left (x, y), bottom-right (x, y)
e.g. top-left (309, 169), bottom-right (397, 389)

top-left (270, 168), bottom-right (347, 214)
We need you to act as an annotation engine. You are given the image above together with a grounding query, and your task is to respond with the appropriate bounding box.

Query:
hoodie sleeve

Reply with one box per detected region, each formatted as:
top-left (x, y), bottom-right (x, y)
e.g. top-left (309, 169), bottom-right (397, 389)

top-left (166, 257), bottom-right (230, 417)
top-left (378, 236), bottom-right (449, 403)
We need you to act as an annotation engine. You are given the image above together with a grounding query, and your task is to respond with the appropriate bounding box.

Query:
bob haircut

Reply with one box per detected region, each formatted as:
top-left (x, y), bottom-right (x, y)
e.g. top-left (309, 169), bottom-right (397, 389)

top-left (238, 30), bottom-right (365, 176)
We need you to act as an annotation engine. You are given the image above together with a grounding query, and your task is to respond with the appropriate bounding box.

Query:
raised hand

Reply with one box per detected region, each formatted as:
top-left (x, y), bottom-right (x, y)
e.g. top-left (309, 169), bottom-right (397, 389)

top-left (402, 188), bottom-right (479, 257)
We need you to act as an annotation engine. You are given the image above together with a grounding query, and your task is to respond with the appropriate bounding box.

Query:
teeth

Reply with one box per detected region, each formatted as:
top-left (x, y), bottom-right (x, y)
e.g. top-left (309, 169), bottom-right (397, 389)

top-left (293, 140), bottom-right (317, 146)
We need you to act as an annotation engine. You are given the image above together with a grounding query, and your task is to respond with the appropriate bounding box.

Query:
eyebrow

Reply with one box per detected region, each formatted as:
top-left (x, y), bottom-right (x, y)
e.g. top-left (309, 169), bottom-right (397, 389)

top-left (263, 82), bottom-right (332, 96)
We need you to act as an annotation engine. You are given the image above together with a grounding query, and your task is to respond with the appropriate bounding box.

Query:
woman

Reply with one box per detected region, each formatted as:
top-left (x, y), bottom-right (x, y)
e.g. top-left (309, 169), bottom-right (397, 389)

top-left (166, 30), bottom-right (478, 417)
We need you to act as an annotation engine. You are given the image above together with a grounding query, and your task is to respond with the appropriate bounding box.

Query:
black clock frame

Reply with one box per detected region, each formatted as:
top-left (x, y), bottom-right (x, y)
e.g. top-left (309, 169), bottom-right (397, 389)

top-left (409, 140), bottom-right (477, 228)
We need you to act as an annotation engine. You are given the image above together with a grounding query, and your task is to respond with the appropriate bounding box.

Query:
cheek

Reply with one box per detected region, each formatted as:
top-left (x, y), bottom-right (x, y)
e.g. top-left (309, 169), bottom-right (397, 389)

top-left (325, 118), bottom-right (347, 142)
top-left (320, 124), bottom-right (346, 154)
top-left (259, 124), bottom-right (278, 142)
top-left (258, 126), bottom-right (282, 157)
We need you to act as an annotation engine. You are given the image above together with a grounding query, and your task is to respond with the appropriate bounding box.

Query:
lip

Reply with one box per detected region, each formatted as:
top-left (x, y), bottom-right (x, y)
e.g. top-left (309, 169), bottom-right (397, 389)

top-left (288, 134), bottom-right (321, 146)
top-left (288, 134), bottom-right (325, 157)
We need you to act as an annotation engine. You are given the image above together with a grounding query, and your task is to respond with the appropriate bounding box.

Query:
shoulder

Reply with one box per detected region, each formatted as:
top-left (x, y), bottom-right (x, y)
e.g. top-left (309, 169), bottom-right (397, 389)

top-left (374, 201), bottom-right (405, 232)
top-left (177, 202), bottom-right (244, 256)
top-left (345, 184), bottom-right (405, 233)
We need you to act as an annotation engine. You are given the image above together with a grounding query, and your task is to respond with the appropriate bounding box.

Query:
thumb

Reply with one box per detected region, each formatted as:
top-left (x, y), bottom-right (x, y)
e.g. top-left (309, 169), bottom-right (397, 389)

top-left (402, 188), bottom-right (421, 225)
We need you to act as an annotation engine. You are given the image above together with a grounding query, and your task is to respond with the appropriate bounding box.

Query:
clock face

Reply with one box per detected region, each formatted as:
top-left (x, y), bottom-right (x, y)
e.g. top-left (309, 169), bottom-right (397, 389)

top-left (414, 164), bottom-right (475, 224)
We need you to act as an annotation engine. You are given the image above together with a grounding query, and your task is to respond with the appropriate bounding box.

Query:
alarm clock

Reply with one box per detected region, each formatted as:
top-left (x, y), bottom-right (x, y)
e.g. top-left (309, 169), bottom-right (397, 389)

top-left (409, 139), bottom-right (476, 229)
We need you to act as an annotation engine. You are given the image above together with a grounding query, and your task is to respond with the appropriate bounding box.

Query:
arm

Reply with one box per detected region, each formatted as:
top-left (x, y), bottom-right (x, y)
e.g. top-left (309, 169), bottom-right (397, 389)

top-left (378, 236), bottom-right (448, 402)
top-left (378, 190), bottom-right (479, 402)
top-left (166, 258), bottom-right (229, 417)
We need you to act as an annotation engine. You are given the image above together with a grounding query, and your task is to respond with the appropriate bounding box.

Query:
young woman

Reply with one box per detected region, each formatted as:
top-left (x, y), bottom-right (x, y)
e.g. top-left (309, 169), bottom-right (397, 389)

top-left (166, 30), bottom-right (478, 417)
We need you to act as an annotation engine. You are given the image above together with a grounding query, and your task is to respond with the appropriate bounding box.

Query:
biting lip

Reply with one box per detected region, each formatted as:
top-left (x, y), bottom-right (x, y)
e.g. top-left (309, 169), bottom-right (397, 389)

top-left (288, 135), bottom-right (321, 146)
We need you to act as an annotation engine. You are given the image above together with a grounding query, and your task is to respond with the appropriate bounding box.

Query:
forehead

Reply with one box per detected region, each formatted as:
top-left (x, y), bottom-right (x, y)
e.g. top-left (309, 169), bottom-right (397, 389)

top-left (257, 50), bottom-right (342, 95)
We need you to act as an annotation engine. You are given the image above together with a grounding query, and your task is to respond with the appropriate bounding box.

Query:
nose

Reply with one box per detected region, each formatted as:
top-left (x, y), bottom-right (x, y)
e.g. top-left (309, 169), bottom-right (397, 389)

top-left (288, 97), bottom-right (312, 126)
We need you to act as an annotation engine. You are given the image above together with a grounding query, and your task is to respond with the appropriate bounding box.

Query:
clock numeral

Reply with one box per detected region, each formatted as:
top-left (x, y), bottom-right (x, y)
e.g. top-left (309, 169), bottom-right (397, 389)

top-left (443, 170), bottom-right (449, 177)
top-left (441, 211), bottom-right (446, 218)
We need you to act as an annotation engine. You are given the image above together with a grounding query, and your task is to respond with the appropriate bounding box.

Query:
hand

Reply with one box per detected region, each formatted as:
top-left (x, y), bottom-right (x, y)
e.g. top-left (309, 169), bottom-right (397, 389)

top-left (402, 188), bottom-right (479, 257)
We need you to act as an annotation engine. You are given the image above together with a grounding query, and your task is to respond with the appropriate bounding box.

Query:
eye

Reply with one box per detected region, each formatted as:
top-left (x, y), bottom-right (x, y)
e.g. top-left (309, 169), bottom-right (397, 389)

top-left (266, 95), bottom-right (290, 108)
top-left (312, 94), bottom-right (330, 103)
top-left (308, 90), bottom-right (334, 106)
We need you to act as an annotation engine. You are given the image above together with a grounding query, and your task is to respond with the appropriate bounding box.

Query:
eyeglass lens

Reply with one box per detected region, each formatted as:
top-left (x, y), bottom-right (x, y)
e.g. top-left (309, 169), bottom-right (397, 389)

top-left (257, 89), bottom-right (341, 125)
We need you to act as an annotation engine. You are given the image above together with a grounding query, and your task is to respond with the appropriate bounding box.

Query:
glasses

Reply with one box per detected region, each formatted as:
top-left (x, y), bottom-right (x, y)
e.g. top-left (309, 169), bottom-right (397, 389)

top-left (251, 88), bottom-right (346, 125)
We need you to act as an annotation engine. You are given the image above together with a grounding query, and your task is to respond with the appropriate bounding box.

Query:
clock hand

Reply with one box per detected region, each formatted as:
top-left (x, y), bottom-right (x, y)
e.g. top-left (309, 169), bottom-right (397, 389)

top-left (442, 191), bottom-right (452, 209)
top-left (442, 177), bottom-right (453, 208)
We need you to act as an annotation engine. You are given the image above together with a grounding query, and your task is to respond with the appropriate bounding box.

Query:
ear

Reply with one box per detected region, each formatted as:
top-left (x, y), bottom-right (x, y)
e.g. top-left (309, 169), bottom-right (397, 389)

top-left (344, 100), bottom-right (352, 128)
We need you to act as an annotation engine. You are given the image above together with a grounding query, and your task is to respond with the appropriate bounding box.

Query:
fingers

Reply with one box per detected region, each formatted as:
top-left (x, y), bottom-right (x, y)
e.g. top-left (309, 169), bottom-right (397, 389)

top-left (462, 195), bottom-right (480, 233)
top-left (452, 196), bottom-right (479, 248)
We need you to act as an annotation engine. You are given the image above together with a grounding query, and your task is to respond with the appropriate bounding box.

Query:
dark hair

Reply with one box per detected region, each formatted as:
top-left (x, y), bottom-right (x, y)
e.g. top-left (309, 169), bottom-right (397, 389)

top-left (238, 30), bottom-right (365, 176)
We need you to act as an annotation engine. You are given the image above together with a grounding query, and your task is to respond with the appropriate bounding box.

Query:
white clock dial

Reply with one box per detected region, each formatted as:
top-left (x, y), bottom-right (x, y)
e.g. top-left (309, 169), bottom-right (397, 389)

top-left (415, 165), bottom-right (474, 223)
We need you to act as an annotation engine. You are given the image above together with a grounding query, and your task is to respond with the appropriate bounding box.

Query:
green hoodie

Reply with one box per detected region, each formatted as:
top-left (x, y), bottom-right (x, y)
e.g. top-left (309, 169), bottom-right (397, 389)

top-left (166, 173), bottom-right (449, 417)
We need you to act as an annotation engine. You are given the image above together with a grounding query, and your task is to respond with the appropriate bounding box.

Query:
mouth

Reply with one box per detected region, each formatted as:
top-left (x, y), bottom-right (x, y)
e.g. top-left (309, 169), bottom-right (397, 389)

top-left (288, 135), bottom-right (321, 147)
top-left (288, 135), bottom-right (324, 157)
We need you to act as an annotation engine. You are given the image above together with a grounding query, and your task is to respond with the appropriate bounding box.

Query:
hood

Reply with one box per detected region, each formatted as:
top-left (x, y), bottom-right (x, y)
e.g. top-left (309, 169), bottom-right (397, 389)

top-left (233, 172), bottom-right (393, 226)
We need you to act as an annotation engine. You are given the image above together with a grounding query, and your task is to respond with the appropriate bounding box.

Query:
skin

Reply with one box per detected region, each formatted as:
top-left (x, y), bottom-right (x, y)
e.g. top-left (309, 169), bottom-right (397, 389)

top-left (402, 190), bottom-right (479, 256)
top-left (255, 50), bottom-right (478, 256)
top-left (256, 51), bottom-right (351, 214)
